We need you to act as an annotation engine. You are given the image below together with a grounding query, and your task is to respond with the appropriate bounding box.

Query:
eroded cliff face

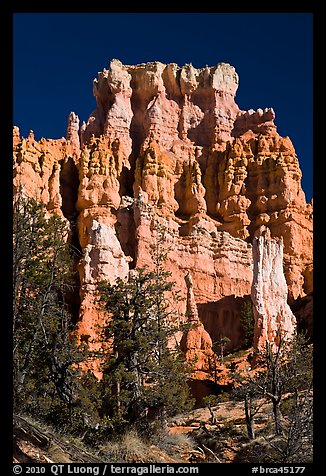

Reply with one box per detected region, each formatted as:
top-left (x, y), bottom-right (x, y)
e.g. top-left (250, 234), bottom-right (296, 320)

top-left (13, 60), bottom-right (313, 379)
top-left (13, 114), bottom-right (81, 220)
top-left (82, 60), bottom-right (239, 157)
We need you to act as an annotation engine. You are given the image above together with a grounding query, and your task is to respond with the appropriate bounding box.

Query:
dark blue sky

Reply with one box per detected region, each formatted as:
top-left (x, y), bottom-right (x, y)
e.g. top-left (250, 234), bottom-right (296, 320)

top-left (13, 13), bottom-right (313, 201)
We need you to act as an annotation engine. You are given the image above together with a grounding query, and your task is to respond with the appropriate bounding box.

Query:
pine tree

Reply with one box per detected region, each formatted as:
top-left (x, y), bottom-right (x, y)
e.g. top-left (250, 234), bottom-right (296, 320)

top-left (96, 224), bottom-right (194, 436)
top-left (13, 193), bottom-right (87, 423)
top-left (239, 298), bottom-right (254, 348)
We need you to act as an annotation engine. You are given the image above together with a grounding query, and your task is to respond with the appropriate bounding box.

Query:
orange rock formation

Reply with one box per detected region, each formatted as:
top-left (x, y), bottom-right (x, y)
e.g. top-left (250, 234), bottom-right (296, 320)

top-left (180, 272), bottom-right (214, 374)
top-left (13, 60), bottom-right (313, 381)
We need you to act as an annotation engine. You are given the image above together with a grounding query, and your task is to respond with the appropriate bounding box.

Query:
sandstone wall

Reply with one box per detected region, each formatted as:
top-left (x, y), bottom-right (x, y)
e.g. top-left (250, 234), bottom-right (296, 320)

top-left (13, 60), bottom-right (313, 372)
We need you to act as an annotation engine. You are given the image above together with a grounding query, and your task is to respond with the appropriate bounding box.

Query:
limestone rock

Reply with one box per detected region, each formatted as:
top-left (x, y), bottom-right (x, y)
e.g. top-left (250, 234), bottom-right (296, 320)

top-left (13, 59), bottom-right (313, 385)
top-left (76, 133), bottom-right (129, 343)
top-left (77, 135), bottom-right (122, 212)
top-left (13, 126), bottom-right (21, 146)
top-left (13, 132), bottom-right (79, 217)
top-left (251, 228), bottom-right (296, 352)
top-left (82, 60), bottom-right (240, 161)
top-left (215, 130), bottom-right (312, 300)
top-left (130, 197), bottom-right (253, 307)
top-left (233, 107), bottom-right (276, 136)
top-left (79, 59), bottom-right (311, 304)
top-left (174, 158), bottom-right (207, 217)
top-left (66, 112), bottom-right (80, 150)
top-left (133, 140), bottom-right (179, 213)
top-left (180, 272), bottom-right (214, 373)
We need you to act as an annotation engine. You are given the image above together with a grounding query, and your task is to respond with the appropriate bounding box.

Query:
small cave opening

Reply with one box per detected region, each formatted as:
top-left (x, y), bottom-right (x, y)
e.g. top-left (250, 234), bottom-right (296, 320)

top-left (59, 157), bottom-right (82, 325)
top-left (59, 157), bottom-right (80, 221)
top-left (188, 379), bottom-right (231, 408)
top-left (115, 205), bottom-right (137, 270)
top-left (128, 89), bottom-right (147, 172)
top-left (290, 294), bottom-right (313, 340)
top-left (119, 164), bottom-right (135, 198)
top-left (197, 295), bottom-right (251, 353)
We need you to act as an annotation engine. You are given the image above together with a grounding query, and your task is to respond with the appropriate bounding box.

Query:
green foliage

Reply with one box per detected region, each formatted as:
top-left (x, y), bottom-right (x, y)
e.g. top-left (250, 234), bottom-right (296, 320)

top-left (95, 224), bottom-right (194, 436)
top-left (239, 298), bottom-right (254, 348)
top-left (13, 193), bottom-right (92, 426)
top-left (280, 395), bottom-right (297, 416)
top-left (217, 391), bottom-right (230, 403)
top-left (202, 394), bottom-right (220, 407)
top-left (281, 333), bottom-right (313, 393)
top-left (212, 335), bottom-right (231, 364)
top-left (12, 201), bottom-right (194, 443)
top-left (224, 348), bottom-right (248, 361)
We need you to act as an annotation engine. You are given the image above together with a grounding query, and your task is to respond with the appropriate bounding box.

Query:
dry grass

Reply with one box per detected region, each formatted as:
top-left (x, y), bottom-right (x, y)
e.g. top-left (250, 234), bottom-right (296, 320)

top-left (158, 431), bottom-right (195, 451)
top-left (100, 431), bottom-right (150, 463)
top-left (99, 429), bottom-right (204, 463)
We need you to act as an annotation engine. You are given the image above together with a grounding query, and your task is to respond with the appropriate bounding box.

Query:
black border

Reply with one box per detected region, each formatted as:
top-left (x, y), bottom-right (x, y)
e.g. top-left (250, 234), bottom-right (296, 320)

top-left (3, 4), bottom-right (320, 474)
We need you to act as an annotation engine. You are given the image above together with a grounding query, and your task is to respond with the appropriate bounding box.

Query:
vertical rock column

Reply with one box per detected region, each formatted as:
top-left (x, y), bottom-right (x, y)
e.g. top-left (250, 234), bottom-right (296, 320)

top-left (66, 112), bottom-right (80, 151)
top-left (76, 136), bottom-right (131, 344)
top-left (180, 272), bottom-right (214, 372)
top-left (251, 228), bottom-right (296, 353)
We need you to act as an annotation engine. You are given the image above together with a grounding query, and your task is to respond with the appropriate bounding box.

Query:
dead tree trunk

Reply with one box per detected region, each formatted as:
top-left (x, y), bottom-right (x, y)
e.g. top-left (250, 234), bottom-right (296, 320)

top-left (244, 393), bottom-right (255, 440)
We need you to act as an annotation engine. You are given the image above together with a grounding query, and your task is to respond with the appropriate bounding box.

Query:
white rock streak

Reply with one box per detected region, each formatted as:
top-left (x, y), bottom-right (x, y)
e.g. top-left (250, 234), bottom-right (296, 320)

top-left (251, 229), bottom-right (296, 352)
top-left (82, 220), bottom-right (130, 285)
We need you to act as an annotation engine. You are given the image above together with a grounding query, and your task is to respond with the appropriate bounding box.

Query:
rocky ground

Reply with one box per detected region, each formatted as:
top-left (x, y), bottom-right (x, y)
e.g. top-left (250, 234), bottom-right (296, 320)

top-left (12, 350), bottom-right (264, 464)
top-left (13, 395), bottom-right (273, 464)
top-left (13, 413), bottom-right (205, 464)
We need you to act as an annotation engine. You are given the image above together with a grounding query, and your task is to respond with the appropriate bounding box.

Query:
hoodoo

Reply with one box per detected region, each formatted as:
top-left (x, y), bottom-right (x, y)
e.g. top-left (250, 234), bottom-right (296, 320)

top-left (13, 59), bottom-right (313, 373)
